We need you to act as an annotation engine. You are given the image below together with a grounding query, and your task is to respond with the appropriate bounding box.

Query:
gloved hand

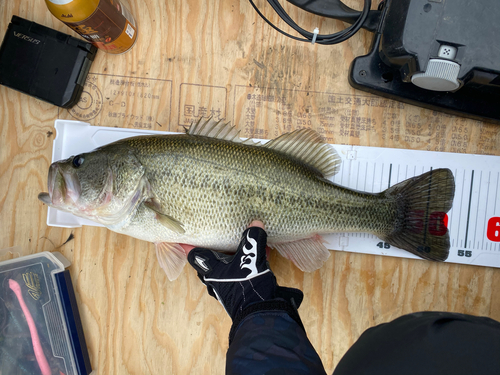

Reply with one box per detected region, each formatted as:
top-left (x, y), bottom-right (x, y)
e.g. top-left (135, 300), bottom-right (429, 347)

top-left (187, 223), bottom-right (304, 322)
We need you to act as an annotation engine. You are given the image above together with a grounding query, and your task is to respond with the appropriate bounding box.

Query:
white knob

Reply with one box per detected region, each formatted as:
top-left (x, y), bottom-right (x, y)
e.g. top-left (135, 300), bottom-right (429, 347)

top-left (411, 59), bottom-right (461, 91)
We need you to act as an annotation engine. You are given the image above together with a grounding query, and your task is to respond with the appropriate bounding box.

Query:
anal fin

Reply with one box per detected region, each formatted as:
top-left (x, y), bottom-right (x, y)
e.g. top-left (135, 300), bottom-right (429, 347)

top-left (272, 236), bottom-right (330, 272)
top-left (155, 242), bottom-right (188, 281)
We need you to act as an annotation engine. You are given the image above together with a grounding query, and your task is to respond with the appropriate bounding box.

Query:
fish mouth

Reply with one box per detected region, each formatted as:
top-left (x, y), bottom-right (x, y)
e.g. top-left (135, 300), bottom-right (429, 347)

top-left (38, 163), bottom-right (81, 207)
top-left (38, 192), bottom-right (52, 205)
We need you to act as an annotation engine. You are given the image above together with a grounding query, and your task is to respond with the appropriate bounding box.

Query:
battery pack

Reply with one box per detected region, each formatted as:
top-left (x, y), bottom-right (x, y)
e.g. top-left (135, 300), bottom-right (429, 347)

top-left (0, 15), bottom-right (97, 109)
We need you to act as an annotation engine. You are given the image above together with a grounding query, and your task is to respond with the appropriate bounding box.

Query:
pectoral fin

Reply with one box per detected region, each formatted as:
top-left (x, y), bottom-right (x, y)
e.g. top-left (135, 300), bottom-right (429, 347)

top-left (144, 199), bottom-right (185, 234)
top-left (272, 236), bottom-right (330, 272)
top-left (155, 242), bottom-right (188, 281)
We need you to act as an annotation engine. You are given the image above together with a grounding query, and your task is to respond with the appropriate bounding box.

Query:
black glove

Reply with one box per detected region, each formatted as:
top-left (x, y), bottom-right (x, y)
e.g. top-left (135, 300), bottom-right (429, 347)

top-left (187, 226), bottom-right (304, 324)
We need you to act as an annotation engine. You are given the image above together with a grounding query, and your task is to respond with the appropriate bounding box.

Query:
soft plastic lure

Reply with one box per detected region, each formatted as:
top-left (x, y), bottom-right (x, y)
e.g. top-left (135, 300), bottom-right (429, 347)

top-left (9, 278), bottom-right (51, 375)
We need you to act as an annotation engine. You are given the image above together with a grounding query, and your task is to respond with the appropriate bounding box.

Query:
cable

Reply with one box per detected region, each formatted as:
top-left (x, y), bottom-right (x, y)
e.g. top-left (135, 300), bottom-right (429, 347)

top-left (248, 0), bottom-right (372, 45)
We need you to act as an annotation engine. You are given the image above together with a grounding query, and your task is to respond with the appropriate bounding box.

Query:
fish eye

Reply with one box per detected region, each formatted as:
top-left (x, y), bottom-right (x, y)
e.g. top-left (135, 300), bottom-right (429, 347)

top-left (72, 155), bottom-right (84, 168)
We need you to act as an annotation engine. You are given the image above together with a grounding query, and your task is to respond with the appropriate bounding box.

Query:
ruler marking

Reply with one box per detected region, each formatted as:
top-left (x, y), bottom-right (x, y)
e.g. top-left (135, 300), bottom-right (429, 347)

top-left (457, 170), bottom-right (465, 248)
top-left (388, 164), bottom-right (393, 188)
top-left (491, 173), bottom-right (499, 253)
top-left (481, 171), bottom-right (491, 250)
top-left (405, 165), bottom-right (408, 179)
top-left (473, 171), bottom-right (483, 249)
top-left (449, 168), bottom-right (457, 244)
top-left (495, 172), bottom-right (499, 212)
top-left (380, 163), bottom-right (385, 192)
top-left (464, 170), bottom-right (475, 249)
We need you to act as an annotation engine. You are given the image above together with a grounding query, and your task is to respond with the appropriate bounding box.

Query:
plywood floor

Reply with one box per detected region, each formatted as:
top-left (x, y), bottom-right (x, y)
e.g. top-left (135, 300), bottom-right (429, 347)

top-left (1, 0), bottom-right (499, 374)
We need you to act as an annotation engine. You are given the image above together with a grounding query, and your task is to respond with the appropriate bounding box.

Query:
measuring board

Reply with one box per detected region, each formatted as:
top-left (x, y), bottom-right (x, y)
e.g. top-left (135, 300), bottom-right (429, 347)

top-left (46, 120), bottom-right (500, 268)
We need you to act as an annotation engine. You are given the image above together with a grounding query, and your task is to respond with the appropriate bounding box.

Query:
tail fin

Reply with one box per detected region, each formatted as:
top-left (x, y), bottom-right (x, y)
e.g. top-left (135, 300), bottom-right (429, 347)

top-left (379, 168), bottom-right (455, 261)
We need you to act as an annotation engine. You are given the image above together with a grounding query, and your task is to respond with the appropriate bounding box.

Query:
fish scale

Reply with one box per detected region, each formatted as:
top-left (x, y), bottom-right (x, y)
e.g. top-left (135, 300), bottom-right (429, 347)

top-left (128, 136), bottom-right (381, 240)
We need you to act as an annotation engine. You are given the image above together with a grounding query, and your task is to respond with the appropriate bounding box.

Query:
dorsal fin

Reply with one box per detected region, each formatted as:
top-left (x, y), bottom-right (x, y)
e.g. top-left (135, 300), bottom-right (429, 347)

top-left (264, 129), bottom-right (341, 178)
top-left (187, 118), bottom-right (341, 178)
top-left (187, 117), bottom-right (255, 145)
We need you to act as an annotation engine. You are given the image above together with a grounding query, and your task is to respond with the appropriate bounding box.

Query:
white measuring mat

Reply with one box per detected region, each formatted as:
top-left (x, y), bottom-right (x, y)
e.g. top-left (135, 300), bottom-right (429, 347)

top-left (46, 120), bottom-right (500, 268)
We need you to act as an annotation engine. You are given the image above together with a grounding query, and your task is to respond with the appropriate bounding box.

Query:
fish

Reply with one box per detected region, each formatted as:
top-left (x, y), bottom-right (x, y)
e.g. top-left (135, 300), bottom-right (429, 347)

top-left (38, 118), bottom-right (455, 280)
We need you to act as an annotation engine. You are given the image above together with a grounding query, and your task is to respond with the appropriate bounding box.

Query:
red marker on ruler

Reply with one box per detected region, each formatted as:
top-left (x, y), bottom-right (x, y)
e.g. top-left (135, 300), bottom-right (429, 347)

top-left (487, 217), bottom-right (500, 242)
top-left (9, 279), bottom-right (51, 375)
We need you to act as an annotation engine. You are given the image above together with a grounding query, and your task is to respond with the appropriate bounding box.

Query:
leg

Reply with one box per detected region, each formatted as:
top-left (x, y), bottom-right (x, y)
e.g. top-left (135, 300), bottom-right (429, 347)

top-left (333, 311), bottom-right (500, 375)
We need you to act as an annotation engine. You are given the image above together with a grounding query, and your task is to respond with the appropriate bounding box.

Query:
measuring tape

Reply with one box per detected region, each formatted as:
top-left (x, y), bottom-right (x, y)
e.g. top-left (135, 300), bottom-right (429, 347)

top-left (48, 120), bottom-right (500, 268)
top-left (323, 145), bottom-right (500, 267)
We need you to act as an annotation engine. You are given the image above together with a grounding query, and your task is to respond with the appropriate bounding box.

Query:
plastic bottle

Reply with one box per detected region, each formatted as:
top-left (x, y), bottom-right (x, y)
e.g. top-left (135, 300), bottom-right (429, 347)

top-left (45, 0), bottom-right (138, 54)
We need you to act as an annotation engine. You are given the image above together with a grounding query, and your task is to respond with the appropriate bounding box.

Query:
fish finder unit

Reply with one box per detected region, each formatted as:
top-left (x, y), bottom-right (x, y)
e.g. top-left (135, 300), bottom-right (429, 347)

top-left (250, 0), bottom-right (500, 124)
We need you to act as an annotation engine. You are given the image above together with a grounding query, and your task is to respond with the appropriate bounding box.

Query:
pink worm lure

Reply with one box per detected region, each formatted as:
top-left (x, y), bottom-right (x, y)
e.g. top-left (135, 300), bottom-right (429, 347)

top-left (9, 278), bottom-right (52, 375)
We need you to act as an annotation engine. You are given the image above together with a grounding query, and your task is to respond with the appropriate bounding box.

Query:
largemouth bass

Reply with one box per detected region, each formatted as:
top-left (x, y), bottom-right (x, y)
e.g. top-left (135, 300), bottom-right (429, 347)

top-left (38, 119), bottom-right (455, 280)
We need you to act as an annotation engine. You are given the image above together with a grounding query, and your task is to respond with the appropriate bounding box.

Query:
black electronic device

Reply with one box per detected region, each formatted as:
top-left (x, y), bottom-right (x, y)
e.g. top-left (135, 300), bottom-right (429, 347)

top-left (0, 16), bottom-right (97, 109)
top-left (250, 0), bottom-right (500, 123)
top-left (349, 0), bottom-right (500, 124)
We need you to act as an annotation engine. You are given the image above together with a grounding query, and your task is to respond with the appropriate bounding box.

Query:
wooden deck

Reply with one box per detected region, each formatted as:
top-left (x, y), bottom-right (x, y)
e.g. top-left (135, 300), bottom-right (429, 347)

top-left (1, 0), bottom-right (499, 373)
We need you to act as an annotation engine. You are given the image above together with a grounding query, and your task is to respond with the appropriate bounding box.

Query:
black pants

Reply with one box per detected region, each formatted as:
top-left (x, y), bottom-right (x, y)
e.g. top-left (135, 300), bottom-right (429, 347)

top-left (334, 311), bottom-right (500, 375)
top-left (227, 311), bottom-right (500, 375)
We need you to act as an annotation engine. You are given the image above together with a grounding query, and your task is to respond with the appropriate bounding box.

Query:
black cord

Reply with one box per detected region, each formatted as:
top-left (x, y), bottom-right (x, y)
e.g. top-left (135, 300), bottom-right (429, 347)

top-left (248, 0), bottom-right (372, 45)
